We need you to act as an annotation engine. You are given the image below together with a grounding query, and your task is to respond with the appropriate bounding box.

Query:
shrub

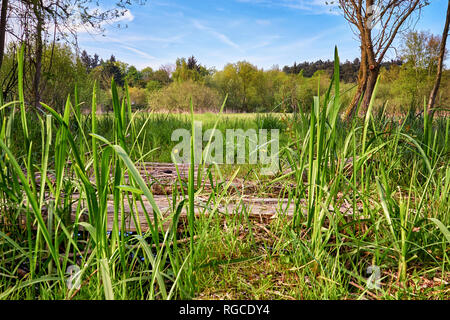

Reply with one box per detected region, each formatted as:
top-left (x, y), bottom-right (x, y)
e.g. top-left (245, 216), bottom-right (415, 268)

top-left (147, 80), bottom-right (221, 112)
top-left (128, 86), bottom-right (148, 108)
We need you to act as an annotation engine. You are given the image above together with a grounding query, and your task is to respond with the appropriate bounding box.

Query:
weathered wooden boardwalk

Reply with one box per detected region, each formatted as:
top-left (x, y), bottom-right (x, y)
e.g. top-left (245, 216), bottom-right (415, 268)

top-left (67, 195), bottom-right (298, 232)
top-left (20, 162), bottom-right (297, 232)
top-left (17, 162), bottom-right (358, 232)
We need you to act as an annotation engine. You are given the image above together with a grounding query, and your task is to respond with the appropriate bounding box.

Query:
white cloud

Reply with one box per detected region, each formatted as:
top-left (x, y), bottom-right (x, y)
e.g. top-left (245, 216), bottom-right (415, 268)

top-left (236, 0), bottom-right (338, 15)
top-left (72, 9), bottom-right (135, 34)
top-left (120, 45), bottom-right (156, 60)
top-left (115, 10), bottom-right (135, 23)
top-left (246, 35), bottom-right (281, 50)
top-left (192, 20), bottom-right (241, 50)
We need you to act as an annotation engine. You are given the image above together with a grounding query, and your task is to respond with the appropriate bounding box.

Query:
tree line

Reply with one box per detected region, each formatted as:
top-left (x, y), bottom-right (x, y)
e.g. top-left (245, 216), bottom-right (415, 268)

top-left (282, 58), bottom-right (402, 83)
top-left (0, 0), bottom-right (449, 118)
top-left (0, 28), bottom-right (448, 115)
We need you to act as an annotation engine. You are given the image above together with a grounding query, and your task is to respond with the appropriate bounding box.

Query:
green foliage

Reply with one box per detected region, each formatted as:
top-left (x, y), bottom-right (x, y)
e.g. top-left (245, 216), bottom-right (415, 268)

top-left (172, 56), bottom-right (211, 83)
top-left (126, 65), bottom-right (142, 87)
top-left (0, 47), bottom-right (449, 300)
top-left (374, 30), bottom-right (449, 113)
top-left (127, 66), bottom-right (171, 89)
top-left (401, 31), bottom-right (443, 74)
top-left (146, 80), bottom-right (162, 92)
top-left (0, 43), bottom-right (93, 112)
top-left (92, 55), bottom-right (126, 89)
top-left (127, 86), bottom-right (148, 108)
top-left (4, 29), bottom-right (448, 116)
top-left (212, 61), bottom-right (268, 112)
top-left (255, 113), bottom-right (286, 130)
top-left (377, 66), bottom-right (450, 114)
top-left (147, 80), bottom-right (221, 112)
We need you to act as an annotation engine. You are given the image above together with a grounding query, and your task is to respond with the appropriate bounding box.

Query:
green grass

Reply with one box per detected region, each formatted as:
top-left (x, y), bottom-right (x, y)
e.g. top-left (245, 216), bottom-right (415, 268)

top-left (0, 47), bottom-right (448, 300)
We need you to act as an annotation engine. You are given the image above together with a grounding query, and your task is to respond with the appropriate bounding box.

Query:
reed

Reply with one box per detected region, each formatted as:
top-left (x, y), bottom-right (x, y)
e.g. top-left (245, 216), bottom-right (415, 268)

top-left (0, 46), bottom-right (448, 300)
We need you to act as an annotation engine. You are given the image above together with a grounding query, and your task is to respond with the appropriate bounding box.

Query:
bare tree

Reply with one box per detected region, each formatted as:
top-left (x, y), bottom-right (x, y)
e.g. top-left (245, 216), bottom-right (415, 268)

top-left (2, 0), bottom-right (143, 108)
top-left (427, 0), bottom-right (450, 116)
top-left (0, 0), bottom-right (8, 71)
top-left (338, 0), bottom-right (429, 121)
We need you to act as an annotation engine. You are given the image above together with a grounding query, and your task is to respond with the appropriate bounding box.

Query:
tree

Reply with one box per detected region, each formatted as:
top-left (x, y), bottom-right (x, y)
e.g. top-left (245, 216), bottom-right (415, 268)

top-left (427, 0), bottom-right (450, 115)
top-left (152, 68), bottom-right (171, 85)
top-left (0, 0), bottom-right (8, 72)
top-left (40, 43), bottom-right (91, 111)
top-left (146, 80), bottom-right (162, 92)
top-left (147, 80), bottom-right (221, 112)
top-left (80, 50), bottom-right (100, 73)
top-left (391, 31), bottom-right (445, 110)
top-left (141, 67), bottom-right (154, 83)
top-left (338, 0), bottom-right (429, 121)
top-left (135, 65), bottom-right (172, 89)
top-left (213, 61), bottom-right (268, 112)
top-left (187, 55), bottom-right (200, 72)
top-left (0, 42), bottom-right (91, 111)
top-left (401, 31), bottom-right (443, 75)
top-left (93, 55), bottom-right (126, 89)
top-left (126, 65), bottom-right (142, 87)
top-left (2, 0), bottom-right (144, 109)
top-left (128, 86), bottom-right (148, 108)
top-left (172, 56), bottom-right (210, 83)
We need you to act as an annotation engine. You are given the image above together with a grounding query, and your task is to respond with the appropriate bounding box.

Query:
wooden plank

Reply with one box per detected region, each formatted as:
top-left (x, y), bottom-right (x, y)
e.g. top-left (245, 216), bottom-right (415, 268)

top-left (11, 162), bottom-right (363, 233)
top-left (67, 195), bottom-right (297, 232)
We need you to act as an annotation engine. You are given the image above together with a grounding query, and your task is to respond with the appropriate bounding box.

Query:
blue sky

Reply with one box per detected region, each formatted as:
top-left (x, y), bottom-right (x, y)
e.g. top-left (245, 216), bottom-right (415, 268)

top-left (78, 0), bottom-right (449, 71)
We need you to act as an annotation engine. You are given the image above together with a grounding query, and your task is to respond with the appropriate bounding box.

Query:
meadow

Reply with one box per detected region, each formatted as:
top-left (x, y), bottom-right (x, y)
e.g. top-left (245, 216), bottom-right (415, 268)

top-left (0, 49), bottom-right (449, 300)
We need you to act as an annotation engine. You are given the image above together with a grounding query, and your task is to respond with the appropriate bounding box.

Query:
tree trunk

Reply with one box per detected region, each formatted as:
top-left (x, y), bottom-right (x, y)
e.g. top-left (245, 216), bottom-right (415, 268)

top-left (345, 12), bottom-right (379, 121)
top-left (427, 0), bottom-right (450, 116)
top-left (343, 76), bottom-right (366, 121)
top-left (0, 0), bottom-right (8, 72)
top-left (342, 45), bottom-right (368, 121)
top-left (33, 4), bottom-right (43, 110)
top-left (359, 66), bottom-right (379, 117)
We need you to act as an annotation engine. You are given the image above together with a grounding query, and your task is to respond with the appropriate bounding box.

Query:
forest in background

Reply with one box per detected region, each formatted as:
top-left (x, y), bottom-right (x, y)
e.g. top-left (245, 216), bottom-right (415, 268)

top-left (0, 29), bottom-right (448, 115)
top-left (0, 0), bottom-right (448, 117)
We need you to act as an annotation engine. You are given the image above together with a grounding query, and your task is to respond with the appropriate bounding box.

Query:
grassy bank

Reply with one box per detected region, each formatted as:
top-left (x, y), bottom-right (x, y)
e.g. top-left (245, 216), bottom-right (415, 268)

top-left (0, 48), bottom-right (448, 300)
